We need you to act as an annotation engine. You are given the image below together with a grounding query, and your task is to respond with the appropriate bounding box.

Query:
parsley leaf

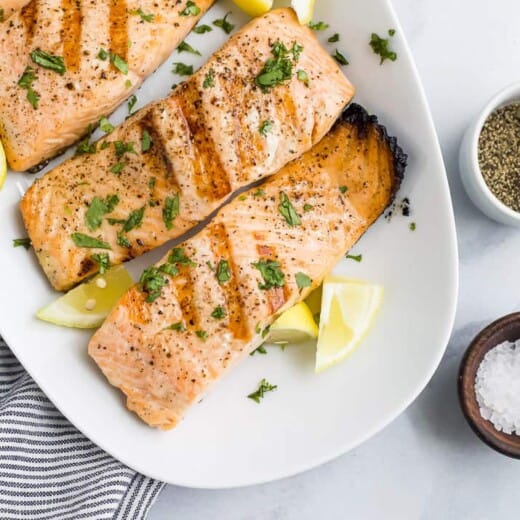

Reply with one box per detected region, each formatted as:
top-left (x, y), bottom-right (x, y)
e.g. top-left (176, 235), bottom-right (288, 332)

top-left (203, 69), bottom-right (215, 88)
top-left (195, 330), bottom-right (208, 340)
top-left (303, 203), bottom-right (313, 212)
top-left (71, 233), bottom-right (111, 249)
top-left (159, 263), bottom-right (179, 277)
top-left (99, 117), bottom-right (114, 134)
top-left (255, 41), bottom-right (297, 92)
top-left (259, 120), bottom-right (273, 136)
top-left (211, 306), bottom-right (226, 319)
top-left (345, 253), bottom-right (363, 262)
top-left (17, 67), bottom-right (39, 109)
top-left (250, 345), bottom-right (267, 356)
top-left (339, 185), bottom-right (348, 193)
top-left (166, 322), bottom-right (186, 331)
top-left (97, 48), bottom-right (108, 60)
top-left (91, 252), bottom-right (110, 274)
top-left (127, 94), bottom-right (137, 114)
top-left (253, 188), bottom-right (265, 197)
top-left (333, 49), bottom-right (349, 66)
top-left (295, 272), bottom-right (311, 289)
top-left (328, 33), bottom-right (340, 43)
top-left (85, 195), bottom-right (119, 230)
top-left (139, 267), bottom-right (167, 302)
top-left (177, 40), bottom-right (201, 55)
top-left (247, 378), bottom-right (277, 403)
top-left (278, 192), bottom-right (301, 227)
top-left (193, 24), bottom-right (212, 34)
top-left (172, 62), bottom-right (194, 76)
top-left (141, 130), bottom-right (152, 152)
top-left (213, 12), bottom-right (234, 34)
top-left (13, 238), bottom-right (31, 249)
top-left (296, 69), bottom-right (309, 86)
top-left (180, 0), bottom-right (200, 16)
top-left (252, 259), bottom-right (285, 290)
top-left (369, 32), bottom-right (397, 64)
top-left (123, 206), bottom-right (145, 232)
top-left (30, 49), bottom-right (66, 75)
top-left (410, 222), bottom-right (417, 231)
top-left (117, 232), bottom-right (131, 248)
top-left (114, 141), bottom-right (135, 158)
top-left (163, 194), bottom-right (180, 230)
top-left (216, 260), bottom-right (231, 284)
top-left (130, 7), bottom-right (154, 22)
top-left (110, 53), bottom-right (128, 74)
top-left (167, 247), bottom-right (196, 267)
top-left (308, 20), bottom-right (329, 31)
top-left (110, 162), bottom-right (125, 174)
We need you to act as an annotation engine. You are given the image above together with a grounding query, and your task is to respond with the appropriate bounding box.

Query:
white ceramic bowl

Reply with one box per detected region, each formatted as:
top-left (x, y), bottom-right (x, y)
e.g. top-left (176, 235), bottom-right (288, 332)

top-left (459, 82), bottom-right (520, 227)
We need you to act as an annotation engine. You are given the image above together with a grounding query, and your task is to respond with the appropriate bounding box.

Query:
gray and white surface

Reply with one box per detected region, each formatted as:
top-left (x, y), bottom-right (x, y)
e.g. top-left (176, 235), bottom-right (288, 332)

top-left (150, 1), bottom-right (520, 517)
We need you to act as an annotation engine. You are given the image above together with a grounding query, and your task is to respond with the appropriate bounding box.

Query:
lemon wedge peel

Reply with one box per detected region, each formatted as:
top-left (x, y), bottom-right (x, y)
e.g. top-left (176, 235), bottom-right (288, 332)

top-left (232, 0), bottom-right (273, 17)
top-left (315, 277), bottom-right (383, 373)
top-left (0, 139), bottom-right (7, 190)
top-left (291, 0), bottom-right (316, 25)
top-left (268, 302), bottom-right (318, 345)
top-left (36, 266), bottom-right (134, 329)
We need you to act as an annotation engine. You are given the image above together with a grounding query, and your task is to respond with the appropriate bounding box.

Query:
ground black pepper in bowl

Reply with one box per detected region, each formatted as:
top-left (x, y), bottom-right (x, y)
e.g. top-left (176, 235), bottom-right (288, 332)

top-left (478, 102), bottom-right (520, 212)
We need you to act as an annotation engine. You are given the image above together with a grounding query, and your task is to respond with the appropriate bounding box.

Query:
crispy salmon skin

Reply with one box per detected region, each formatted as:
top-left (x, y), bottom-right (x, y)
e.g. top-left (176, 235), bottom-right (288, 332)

top-left (20, 8), bottom-right (355, 291)
top-left (0, 0), bottom-right (215, 171)
top-left (88, 104), bottom-right (407, 430)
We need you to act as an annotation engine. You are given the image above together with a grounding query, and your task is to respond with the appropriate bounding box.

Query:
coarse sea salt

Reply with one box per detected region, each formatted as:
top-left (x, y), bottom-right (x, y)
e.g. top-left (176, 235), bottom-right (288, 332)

top-left (475, 340), bottom-right (520, 435)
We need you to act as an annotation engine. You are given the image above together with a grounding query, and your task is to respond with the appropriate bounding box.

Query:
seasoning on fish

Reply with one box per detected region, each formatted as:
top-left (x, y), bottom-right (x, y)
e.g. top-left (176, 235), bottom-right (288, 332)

top-left (88, 103), bottom-right (407, 430)
top-left (20, 8), bottom-right (355, 291)
top-left (0, 0), bottom-right (215, 171)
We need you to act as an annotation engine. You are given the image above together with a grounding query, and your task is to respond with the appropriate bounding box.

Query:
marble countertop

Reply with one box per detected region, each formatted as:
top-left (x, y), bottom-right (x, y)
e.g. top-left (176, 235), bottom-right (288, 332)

top-left (150, 1), bottom-right (520, 518)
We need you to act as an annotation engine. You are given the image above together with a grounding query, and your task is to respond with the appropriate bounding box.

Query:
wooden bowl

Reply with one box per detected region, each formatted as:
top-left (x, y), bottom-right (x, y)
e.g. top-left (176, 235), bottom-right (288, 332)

top-left (458, 312), bottom-right (520, 458)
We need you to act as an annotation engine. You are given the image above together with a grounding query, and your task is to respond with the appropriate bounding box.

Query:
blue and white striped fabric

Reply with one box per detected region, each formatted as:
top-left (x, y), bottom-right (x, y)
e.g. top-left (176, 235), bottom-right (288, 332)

top-left (0, 337), bottom-right (164, 519)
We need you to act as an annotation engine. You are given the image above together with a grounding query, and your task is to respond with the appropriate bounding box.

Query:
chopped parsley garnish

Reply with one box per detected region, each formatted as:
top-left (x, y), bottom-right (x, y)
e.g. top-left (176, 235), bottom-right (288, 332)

top-left (247, 378), bottom-right (277, 403)
top-left (159, 263), bottom-right (179, 277)
top-left (195, 330), bottom-right (208, 340)
top-left (85, 195), bottom-right (119, 230)
top-left (295, 272), bottom-right (311, 289)
top-left (114, 140), bottom-right (135, 158)
top-left (127, 94), bottom-right (137, 114)
top-left (17, 67), bottom-right (39, 109)
top-left (166, 322), bottom-right (186, 331)
top-left (71, 233), bottom-right (111, 249)
top-left (345, 253), bottom-right (362, 262)
top-left (148, 177), bottom-right (156, 190)
top-left (303, 203), bottom-right (313, 212)
top-left (123, 206), bottom-right (145, 232)
top-left (172, 62), bottom-right (194, 76)
top-left (177, 40), bottom-right (201, 56)
top-left (333, 49), bottom-right (349, 66)
top-left (211, 306), bottom-right (226, 319)
top-left (252, 259), bottom-right (285, 290)
top-left (13, 238), bottom-right (31, 249)
top-left (163, 194), bottom-right (180, 230)
top-left (253, 188), bottom-right (266, 197)
top-left (339, 185), bottom-right (348, 194)
top-left (168, 247), bottom-right (196, 267)
top-left (259, 120), bottom-right (273, 136)
top-left (410, 222), bottom-right (417, 231)
top-left (202, 69), bottom-right (215, 88)
top-left (328, 33), bottom-right (340, 43)
top-left (308, 20), bottom-right (329, 31)
top-left (141, 130), bottom-right (152, 152)
top-left (262, 325), bottom-right (271, 338)
top-left (125, 79), bottom-right (132, 89)
top-left (30, 49), bottom-right (66, 75)
top-left (76, 137), bottom-right (96, 155)
top-left (250, 345), bottom-right (267, 356)
top-left (255, 41), bottom-right (302, 93)
top-left (117, 232), bottom-right (131, 248)
top-left (213, 12), bottom-right (234, 34)
top-left (180, 0), bottom-right (201, 16)
top-left (110, 162), bottom-right (125, 174)
top-left (296, 69), bottom-right (309, 86)
top-left (216, 260), bottom-right (231, 284)
top-left (238, 194), bottom-right (247, 201)
top-left (110, 53), bottom-right (129, 74)
top-left (97, 48), bottom-right (108, 60)
top-left (100, 141), bottom-right (110, 150)
top-left (99, 117), bottom-right (114, 134)
top-left (193, 24), bottom-right (212, 34)
top-left (91, 252), bottom-right (110, 274)
top-left (369, 31), bottom-right (397, 64)
top-left (139, 267), bottom-right (167, 302)
top-left (130, 8), bottom-right (154, 22)
top-left (278, 192), bottom-right (301, 227)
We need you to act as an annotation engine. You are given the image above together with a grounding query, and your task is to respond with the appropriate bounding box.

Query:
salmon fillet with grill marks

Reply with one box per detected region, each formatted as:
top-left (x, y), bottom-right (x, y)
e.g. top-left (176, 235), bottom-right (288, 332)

top-left (88, 104), bottom-right (407, 430)
top-left (0, 0), bottom-right (215, 171)
top-left (20, 8), bottom-right (355, 291)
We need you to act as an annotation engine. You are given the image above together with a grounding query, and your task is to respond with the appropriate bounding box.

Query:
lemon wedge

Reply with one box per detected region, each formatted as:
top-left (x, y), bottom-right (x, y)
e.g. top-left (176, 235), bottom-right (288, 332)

top-left (316, 275), bottom-right (383, 372)
top-left (291, 0), bottom-right (315, 25)
top-left (232, 0), bottom-right (273, 17)
top-left (0, 139), bottom-right (7, 190)
top-left (268, 302), bottom-right (319, 344)
top-left (36, 266), bottom-right (134, 329)
top-left (304, 285), bottom-right (322, 324)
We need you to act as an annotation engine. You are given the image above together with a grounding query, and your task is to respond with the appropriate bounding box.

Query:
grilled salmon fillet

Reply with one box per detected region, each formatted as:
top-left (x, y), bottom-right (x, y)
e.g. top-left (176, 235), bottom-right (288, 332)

top-left (20, 8), bottom-right (354, 291)
top-left (0, 0), bottom-right (215, 171)
top-left (88, 104), bottom-right (407, 430)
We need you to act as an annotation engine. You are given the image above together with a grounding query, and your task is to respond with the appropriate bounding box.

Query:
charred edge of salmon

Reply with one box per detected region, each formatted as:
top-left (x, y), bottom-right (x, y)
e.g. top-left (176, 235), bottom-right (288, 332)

top-left (339, 103), bottom-right (407, 204)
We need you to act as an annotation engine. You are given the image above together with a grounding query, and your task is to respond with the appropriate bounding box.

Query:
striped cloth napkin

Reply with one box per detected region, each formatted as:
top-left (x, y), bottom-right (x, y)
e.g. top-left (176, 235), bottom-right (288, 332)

top-left (0, 337), bottom-right (164, 519)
